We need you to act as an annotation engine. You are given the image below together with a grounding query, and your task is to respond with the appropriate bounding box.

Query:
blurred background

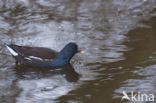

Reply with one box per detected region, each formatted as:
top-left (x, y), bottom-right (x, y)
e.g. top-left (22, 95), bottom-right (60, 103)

top-left (0, 0), bottom-right (156, 103)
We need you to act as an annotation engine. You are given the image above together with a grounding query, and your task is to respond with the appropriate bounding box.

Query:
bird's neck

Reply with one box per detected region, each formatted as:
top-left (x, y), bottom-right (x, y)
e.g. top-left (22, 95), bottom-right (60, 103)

top-left (58, 51), bottom-right (74, 63)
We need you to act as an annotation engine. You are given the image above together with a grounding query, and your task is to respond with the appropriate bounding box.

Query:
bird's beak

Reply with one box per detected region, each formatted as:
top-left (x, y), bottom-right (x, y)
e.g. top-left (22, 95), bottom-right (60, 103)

top-left (78, 48), bottom-right (84, 54)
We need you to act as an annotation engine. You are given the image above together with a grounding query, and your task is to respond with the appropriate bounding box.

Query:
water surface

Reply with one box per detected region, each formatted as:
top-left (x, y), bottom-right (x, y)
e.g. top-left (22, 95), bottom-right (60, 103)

top-left (0, 0), bottom-right (156, 103)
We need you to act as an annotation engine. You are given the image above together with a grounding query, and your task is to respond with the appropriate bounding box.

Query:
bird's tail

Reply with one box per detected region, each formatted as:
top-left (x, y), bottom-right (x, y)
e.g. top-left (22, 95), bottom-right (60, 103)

top-left (5, 44), bottom-right (18, 56)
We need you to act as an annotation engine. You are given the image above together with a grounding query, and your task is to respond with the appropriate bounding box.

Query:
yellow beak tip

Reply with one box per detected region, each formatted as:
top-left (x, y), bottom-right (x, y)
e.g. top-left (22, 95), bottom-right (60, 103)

top-left (80, 51), bottom-right (84, 54)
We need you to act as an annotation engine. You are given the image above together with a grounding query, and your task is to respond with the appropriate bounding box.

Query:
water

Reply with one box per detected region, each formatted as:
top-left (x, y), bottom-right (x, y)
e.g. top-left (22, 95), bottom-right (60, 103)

top-left (0, 0), bottom-right (156, 103)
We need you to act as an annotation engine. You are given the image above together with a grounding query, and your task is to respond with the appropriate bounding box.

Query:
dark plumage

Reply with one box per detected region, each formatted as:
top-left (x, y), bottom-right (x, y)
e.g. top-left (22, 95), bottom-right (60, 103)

top-left (6, 42), bottom-right (83, 68)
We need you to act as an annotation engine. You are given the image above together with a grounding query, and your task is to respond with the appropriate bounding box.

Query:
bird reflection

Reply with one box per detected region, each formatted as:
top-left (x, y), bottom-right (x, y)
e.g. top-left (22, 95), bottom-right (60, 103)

top-left (14, 64), bottom-right (81, 82)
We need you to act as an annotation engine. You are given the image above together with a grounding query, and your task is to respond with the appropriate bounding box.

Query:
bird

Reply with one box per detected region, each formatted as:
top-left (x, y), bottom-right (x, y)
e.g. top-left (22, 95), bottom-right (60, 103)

top-left (5, 42), bottom-right (84, 68)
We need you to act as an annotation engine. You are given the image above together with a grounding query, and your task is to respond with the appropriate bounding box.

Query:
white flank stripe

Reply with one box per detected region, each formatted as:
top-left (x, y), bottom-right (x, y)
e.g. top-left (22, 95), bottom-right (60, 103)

top-left (25, 57), bottom-right (32, 61)
top-left (6, 45), bottom-right (18, 56)
top-left (29, 56), bottom-right (43, 61)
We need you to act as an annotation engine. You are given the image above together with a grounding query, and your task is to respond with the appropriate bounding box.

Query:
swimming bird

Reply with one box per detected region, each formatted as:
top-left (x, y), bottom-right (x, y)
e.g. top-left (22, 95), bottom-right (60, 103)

top-left (6, 42), bottom-right (84, 68)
